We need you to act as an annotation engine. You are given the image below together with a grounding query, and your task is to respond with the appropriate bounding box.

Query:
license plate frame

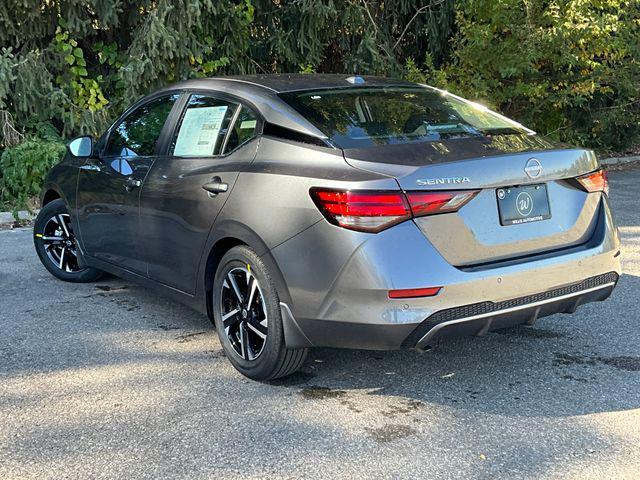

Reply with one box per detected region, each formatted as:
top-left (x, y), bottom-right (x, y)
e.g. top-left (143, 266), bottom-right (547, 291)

top-left (496, 184), bottom-right (551, 226)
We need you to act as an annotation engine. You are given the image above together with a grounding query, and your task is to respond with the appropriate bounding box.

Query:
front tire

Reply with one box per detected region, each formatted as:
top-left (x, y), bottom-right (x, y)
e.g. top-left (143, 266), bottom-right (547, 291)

top-left (212, 245), bottom-right (308, 381)
top-left (33, 199), bottom-right (103, 283)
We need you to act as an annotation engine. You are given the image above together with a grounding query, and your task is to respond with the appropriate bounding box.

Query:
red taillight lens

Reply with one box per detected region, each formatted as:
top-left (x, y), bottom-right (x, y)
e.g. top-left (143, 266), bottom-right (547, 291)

top-left (406, 190), bottom-right (480, 216)
top-left (310, 188), bottom-right (479, 233)
top-left (576, 169), bottom-right (609, 196)
top-left (310, 189), bottom-right (411, 232)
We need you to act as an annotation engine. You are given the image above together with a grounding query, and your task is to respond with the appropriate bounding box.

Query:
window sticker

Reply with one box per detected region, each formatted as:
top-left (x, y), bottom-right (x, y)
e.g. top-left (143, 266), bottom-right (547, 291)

top-left (174, 106), bottom-right (228, 156)
top-left (240, 119), bottom-right (257, 130)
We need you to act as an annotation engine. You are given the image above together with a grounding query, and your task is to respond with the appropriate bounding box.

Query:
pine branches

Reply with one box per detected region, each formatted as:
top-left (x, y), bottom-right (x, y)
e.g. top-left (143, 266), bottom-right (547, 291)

top-left (0, 1), bottom-right (455, 142)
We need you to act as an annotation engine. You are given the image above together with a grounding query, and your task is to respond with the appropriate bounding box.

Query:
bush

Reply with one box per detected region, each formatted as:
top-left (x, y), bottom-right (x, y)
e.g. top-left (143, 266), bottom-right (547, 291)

top-left (0, 138), bottom-right (65, 215)
top-left (439, 0), bottom-right (640, 153)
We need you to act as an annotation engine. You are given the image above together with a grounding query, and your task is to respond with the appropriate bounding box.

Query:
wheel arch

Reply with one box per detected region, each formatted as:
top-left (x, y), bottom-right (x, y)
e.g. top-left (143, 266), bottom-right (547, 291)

top-left (201, 220), bottom-right (293, 320)
top-left (41, 188), bottom-right (61, 207)
top-left (40, 180), bottom-right (72, 211)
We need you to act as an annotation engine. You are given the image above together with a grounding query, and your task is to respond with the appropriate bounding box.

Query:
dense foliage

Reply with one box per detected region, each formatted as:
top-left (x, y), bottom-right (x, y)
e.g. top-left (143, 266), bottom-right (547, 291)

top-left (0, 138), bottom-right (66, 213)
top-left (441, 0), bottom-right (640, 152)
top-left (0, 0), bottom-right (638, 213)
top-left (0, 0), bottom-right (455, 145)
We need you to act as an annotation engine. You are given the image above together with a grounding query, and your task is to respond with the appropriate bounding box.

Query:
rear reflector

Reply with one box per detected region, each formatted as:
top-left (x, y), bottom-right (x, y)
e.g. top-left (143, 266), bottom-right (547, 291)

top-left (388, 287), bottom-right (442, 299)
top-left (576, 169), bottom-right (609, 196)
top-left (310, 188), bottom-right (479, 233)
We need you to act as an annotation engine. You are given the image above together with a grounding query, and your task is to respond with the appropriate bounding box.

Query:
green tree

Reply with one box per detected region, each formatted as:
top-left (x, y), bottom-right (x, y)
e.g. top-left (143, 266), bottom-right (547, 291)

top-left (0, 0), bottom-right (455, 147)
top-left (440, 0), bottom-right (640, 152)
top-left (1, 0), bottom-right (638, 214)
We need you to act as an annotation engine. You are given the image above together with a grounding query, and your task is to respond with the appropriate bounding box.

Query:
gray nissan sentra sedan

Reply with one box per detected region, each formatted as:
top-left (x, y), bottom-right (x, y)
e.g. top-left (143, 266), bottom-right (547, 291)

top-left (34, 74), bottom-right (621, 380)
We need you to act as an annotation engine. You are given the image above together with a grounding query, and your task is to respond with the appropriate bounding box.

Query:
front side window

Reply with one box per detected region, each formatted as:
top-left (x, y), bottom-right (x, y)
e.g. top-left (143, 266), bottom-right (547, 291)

top-left (105, 94), bottom-right (179, 157)
top-left (171, 95), bottom-right (237, 157)
top-left (279, 87), bottom-right (529, 149)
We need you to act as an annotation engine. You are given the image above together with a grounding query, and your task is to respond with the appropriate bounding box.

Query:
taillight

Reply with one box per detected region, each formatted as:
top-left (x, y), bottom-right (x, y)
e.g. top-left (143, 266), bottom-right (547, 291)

top-left (405, 190), bottom-right (479, 216)
top-left (576, 169), bottom-right (609, 196)
top-left (310, 189), bottom-right (411, 233)
top-left (310, 188), bottom-right (479, 233)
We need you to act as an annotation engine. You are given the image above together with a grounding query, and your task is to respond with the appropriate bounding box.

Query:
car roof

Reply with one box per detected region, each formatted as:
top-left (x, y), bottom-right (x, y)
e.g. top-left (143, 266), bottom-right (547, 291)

top-left (153, 74), bottom-right (421, 141)
top-left (218, 74), bottom-right (416, 93)
top-left (163, 74), bottom-right (416, 94)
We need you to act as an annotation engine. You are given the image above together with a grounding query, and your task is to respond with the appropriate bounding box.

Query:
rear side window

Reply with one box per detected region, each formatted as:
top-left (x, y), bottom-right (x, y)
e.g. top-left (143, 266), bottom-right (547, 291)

top-left (279, 87), bottom-right (529, 149)
top-left (105, 94), bottom-right (179, 157)
top-left (223, 107), bottom-right (258, 154)
top-left (171, 95), bottom-right (237, 157)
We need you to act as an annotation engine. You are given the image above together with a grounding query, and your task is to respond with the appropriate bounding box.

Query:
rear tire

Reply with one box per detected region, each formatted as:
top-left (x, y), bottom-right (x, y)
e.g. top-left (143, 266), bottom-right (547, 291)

top-left (212, 245), bottom-right (308, 381)
top-left (33, 199), bottom-right (103, 283)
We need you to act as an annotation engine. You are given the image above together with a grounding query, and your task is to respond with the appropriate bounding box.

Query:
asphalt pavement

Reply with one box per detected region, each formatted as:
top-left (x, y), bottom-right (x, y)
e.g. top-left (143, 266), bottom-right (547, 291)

top-left (1, 169), bottom-right (639, 479)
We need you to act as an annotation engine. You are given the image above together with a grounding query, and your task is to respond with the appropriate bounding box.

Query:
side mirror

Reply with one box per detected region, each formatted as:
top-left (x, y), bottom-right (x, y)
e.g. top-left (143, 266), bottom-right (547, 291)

top-left (68, 136), bottom-right (94, 158)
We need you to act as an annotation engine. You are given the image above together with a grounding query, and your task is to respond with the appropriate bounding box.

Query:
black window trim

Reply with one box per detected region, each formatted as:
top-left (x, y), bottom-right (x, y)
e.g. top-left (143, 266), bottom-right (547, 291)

top-left (262, 122), bottom-right (333, 148)
top-left (220, 103), bottom-right (243, 155)
top-left (163, 89), bottom-right (264, 159)
top-left (99, 90), bottom-right (183, 159)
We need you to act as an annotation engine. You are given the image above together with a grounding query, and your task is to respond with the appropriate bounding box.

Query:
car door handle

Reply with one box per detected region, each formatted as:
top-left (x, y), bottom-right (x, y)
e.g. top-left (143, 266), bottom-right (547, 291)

top-left (202, 177), bottom-right (229, 196)
top-left (80, 163), bottom-right (101, 172)
top-left (124, 177), bottom-right (142, 192)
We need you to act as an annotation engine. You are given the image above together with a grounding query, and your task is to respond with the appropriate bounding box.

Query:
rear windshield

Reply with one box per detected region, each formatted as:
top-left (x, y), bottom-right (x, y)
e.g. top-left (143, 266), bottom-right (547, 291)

top-left (279, 87), bottom-right (529, 149)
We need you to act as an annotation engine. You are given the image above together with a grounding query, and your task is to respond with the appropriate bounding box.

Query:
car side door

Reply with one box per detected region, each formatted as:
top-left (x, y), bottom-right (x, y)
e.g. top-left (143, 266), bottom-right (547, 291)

top-left (76, 93), bottom-right (180, 273)
top-left (139, 92), bottom-right (261, 294)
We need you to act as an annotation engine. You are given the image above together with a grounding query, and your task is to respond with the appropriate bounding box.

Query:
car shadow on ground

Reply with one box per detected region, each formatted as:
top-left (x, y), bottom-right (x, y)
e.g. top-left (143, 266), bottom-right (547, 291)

top-left (274, 271), bottom-right (640, 419)
top-left (4, 266), bottom-right (637, 421)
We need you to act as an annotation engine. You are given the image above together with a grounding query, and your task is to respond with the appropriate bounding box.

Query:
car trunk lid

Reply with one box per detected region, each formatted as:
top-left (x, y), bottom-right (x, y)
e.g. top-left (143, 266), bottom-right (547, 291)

top-left (342, 136), bottom-right (602, 266)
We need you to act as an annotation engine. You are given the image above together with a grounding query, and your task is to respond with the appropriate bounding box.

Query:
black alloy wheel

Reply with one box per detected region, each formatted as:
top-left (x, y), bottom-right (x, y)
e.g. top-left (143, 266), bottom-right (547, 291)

top-left (33, 199), bottom-right (103, 283)
top-left (39, 213), bottom-right (81, 273)
top-left (220, 266), bottom-right (269, 361)
top-left (213, 245), bottom-right (308, 381)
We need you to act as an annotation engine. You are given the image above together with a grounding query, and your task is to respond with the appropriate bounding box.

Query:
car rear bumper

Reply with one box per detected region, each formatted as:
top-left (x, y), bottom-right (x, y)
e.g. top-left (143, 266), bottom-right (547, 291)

top-left (272, 197), bottom-right (622, 350)
top-left (405, 271), bottom-right (617, 350)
